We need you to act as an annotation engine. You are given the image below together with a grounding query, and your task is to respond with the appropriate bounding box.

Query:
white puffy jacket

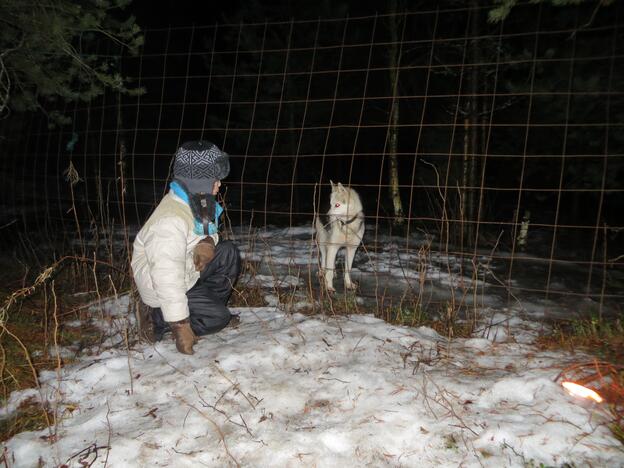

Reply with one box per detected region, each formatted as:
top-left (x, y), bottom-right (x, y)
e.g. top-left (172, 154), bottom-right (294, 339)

top-left (131, 191), bottom-right (219, 322)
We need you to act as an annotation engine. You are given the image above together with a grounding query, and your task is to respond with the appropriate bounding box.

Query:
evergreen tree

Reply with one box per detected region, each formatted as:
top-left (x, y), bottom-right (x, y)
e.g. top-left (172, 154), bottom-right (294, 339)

top-left (0, 0), bottom-right (143, 124)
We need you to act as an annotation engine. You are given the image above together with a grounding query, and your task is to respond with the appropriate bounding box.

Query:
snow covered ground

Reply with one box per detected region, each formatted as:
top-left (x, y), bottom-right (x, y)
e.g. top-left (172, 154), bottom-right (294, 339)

top-left (2, 227), bottom-right (623, 467)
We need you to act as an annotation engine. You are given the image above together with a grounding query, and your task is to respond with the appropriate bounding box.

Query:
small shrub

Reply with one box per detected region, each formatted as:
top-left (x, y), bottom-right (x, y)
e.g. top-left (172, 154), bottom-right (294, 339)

top-left (229, 284), bottom-right (268, 308)
top-left (538, 313), bottom-right (624, 363)
top-left (0, 399), bottom-right (53, 442)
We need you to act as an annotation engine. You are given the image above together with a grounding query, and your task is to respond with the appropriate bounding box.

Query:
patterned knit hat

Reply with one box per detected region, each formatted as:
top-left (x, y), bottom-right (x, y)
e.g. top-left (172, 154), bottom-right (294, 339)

top-left (173, 140), bottom-right (230, 194)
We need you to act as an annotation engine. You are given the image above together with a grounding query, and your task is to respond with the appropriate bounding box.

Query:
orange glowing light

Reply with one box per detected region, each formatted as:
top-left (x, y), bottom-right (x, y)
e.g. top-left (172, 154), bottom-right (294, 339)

top-left (561, 381), bottom-right (603, 403)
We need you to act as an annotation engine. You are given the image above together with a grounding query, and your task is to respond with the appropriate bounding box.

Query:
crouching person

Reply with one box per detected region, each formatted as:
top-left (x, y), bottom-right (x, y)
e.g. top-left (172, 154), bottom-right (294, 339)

top-left (131, 141), bottom-right (241, 355)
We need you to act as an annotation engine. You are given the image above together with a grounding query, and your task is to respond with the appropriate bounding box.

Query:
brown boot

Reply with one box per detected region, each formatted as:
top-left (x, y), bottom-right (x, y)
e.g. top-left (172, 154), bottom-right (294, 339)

top-left (168, 319), bottom-right (197, 355)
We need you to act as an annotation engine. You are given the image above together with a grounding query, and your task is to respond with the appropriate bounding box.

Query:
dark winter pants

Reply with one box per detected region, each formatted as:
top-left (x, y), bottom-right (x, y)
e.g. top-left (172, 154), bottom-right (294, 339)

top-left (152, 240), bottom-right (241, 340)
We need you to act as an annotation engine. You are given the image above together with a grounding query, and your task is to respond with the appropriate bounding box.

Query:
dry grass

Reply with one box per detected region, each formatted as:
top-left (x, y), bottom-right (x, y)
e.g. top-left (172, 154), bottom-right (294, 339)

top-left (229, 283), bottom-right (267, 308)
top-left (378, 299), bottom-right (474, 338)
top-left (0, 311), bottom-right (55, 398)
top-left (229, 259), bottom-right (269, 308)
top-left (311, 291), bottom-right (361, 317)
top-left (0, 255), bottom-right (128, 442)
top-left (537, 313), bottom-right (624, 365)
top-left (0, 398), bottom-right (54, 443)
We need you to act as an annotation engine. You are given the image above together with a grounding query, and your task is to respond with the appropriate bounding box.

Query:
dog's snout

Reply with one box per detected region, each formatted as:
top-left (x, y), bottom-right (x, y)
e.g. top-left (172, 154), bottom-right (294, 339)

top-left (335, 203), bottom-right (341, 208)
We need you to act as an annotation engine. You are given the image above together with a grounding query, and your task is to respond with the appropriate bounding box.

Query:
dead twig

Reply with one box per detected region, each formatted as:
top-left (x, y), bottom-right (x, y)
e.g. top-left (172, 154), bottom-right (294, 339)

top-left (177, 396), bottom-right (241, 468)
top-left (211, 362), bottom-right (257, 410)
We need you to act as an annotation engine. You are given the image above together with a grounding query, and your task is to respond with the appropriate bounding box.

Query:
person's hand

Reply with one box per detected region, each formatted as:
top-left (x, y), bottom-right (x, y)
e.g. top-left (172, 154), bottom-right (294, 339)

top-left (193, 237), bottom-right (216, 271)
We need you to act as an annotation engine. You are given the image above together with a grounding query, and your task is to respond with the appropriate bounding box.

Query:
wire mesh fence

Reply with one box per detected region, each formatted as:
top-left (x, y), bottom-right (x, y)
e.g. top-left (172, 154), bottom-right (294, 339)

top-left (1, 2), bottom-right (622, 315)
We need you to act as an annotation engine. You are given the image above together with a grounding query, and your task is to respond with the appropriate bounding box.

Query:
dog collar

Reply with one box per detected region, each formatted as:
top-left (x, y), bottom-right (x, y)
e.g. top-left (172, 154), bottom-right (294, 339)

top-left (339, 214), bottom-right (360, 226)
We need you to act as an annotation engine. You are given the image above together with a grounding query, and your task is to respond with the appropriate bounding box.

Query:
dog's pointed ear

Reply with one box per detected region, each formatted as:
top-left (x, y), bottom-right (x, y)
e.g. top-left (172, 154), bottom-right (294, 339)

top-left (330, 180), bottom-right (335, 190)
top-left (337, 182), bottom-right (345, 190)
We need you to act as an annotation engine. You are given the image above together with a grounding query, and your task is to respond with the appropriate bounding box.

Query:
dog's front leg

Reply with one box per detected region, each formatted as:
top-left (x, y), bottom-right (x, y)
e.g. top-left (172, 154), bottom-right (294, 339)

top-left (343, 245), bottom-right (358, 290)
top-left (323, 243), bottom-right (339, 292)
top-left (317, 243), bottom-right (326, 273)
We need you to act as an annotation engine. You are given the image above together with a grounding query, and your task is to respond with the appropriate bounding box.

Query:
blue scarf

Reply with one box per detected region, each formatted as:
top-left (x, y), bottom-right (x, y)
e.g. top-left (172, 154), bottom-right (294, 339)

top-left (170, 181), bottom-right (223, 236)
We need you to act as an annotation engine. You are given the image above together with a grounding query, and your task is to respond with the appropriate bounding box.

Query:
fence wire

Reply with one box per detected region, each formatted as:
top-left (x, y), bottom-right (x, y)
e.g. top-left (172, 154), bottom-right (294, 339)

top-left (1, 2), bottom-right (622, 314)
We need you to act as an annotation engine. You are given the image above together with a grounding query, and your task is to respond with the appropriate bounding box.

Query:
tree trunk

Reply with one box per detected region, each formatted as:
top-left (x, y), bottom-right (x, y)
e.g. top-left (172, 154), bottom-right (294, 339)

top-left (462, 118), bottom-right (470, 248)
top-left (289, 108), bottom-right (300, 224)
top-left (116, 93), bottom-right (131, 278)
top-left (388, 0), bottom-right (405, 227)
top-left (462, 0), bottom-right (481, 248)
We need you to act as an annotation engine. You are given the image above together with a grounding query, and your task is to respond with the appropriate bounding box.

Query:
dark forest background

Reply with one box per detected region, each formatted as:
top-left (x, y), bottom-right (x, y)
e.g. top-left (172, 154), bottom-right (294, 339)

top-left (0, 0), bottom-right (622, 274)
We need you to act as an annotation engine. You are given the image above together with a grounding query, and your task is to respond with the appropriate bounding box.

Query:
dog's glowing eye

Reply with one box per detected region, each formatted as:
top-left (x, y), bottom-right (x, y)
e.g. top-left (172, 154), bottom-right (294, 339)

top-left (335, 203), bottom-right (341, 208)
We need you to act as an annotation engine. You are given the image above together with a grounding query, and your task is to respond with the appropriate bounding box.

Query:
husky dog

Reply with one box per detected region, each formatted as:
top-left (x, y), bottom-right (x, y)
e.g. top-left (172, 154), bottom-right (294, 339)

top-left (315, 181), bottom-right (365, 292)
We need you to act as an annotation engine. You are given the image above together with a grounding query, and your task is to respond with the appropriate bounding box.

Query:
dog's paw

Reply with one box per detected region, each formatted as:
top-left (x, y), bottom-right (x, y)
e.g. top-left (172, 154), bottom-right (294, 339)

top-left (344, 281), bottom-right (358, 291)
top-left (326, 286), bottom-right (336, 294)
